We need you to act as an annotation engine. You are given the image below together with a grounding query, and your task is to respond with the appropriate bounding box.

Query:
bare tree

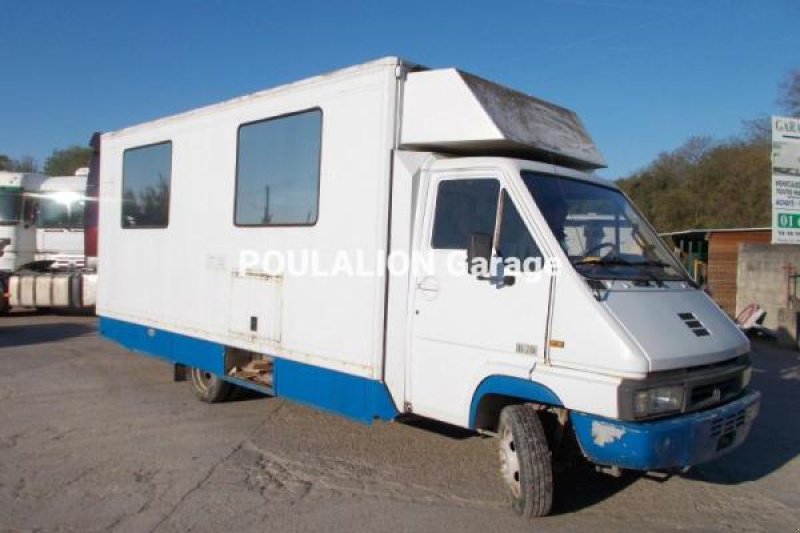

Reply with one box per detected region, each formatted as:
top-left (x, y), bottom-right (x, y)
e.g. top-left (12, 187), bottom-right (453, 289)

top-left (779, 69), bottom-right (800, 117)
top-left (0, 155), bottom-right (38, 172)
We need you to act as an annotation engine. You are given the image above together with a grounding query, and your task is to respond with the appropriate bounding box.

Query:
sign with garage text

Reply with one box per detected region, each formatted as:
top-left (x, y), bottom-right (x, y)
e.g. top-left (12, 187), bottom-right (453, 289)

top-left (772, 116), bottom-right (800, 244)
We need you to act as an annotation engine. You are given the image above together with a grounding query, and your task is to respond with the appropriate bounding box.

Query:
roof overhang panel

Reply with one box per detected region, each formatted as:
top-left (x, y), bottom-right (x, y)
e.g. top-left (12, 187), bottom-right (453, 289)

top-left (401, 69), bottom-right (606, 170)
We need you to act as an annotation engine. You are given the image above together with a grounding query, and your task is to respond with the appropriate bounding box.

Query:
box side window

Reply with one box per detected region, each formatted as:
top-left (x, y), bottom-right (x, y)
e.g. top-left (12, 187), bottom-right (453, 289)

top-left (235, 109), bottom-right (322, 226)
top-left (121, 141), bottom-right (172, 228)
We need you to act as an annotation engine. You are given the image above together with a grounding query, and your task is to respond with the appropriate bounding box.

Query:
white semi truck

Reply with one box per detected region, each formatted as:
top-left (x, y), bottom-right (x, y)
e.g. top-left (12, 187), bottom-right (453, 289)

top-left (96, 58), bottom-right (760, 517)
top-left (0, 172), bottom-right (44, 268)
top-left (1, 169), bottom-right (97, 313)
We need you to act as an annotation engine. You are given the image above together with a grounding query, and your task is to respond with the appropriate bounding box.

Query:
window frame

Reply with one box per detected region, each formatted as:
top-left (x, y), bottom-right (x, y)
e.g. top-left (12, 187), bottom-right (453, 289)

top-left (120, 140), bottom-right (173, 229)
top-left (233, 107), bottom-right (324, 228)
top-left (495, 188), bottom-right (544, 273)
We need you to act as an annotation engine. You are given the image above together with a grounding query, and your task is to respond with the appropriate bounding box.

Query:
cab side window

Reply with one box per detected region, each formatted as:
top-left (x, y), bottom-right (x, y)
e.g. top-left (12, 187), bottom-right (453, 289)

top-left (497, 191), bottom-right (542, 271)
top-left (431, 179), bottom-right (499, 249)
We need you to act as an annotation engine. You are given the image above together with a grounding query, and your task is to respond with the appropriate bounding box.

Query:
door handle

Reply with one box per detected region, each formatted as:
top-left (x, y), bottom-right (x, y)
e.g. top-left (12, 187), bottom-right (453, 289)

top-left (477, 274), bottom-right (516, 287)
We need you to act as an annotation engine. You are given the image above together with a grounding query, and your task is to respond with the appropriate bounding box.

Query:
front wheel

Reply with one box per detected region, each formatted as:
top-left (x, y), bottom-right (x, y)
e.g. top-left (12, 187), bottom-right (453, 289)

top-left (189, 367), bottom-right (235, 403)
top-left (497, 404), bottom-right (554, 518)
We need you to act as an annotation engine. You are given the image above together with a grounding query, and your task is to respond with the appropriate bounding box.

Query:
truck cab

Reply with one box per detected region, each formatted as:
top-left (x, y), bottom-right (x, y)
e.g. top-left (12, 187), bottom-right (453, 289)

top-left (0, 172), bottom-right (46, 272)
top-left (2, 169), bottom-right (97, 313)
top-left (0, 172), bottom-right (46, 313)
top-left (33, 171), bottom-right (89, 269)
top-left (408, 155), bottom-right (757, 473)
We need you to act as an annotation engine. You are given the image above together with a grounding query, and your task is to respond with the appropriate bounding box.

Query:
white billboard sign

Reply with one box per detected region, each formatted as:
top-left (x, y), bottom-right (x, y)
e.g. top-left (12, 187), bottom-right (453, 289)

top-left (772, 116), bottom-right (800, 244)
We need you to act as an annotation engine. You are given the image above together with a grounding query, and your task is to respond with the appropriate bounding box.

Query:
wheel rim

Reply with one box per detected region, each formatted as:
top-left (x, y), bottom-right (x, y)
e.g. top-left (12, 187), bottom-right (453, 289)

top-left (191, 368), bottom-right (213, 393)
top-left (499, 424), bottom-right (522, 498)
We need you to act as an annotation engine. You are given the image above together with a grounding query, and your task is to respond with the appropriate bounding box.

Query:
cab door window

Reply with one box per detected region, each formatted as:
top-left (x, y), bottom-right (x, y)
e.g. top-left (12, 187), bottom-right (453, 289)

top-left (431, 178), bottom-right (500, 250)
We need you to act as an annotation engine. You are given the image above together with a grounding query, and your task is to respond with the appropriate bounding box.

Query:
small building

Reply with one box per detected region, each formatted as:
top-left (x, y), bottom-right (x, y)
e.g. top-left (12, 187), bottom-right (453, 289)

top-left (661, 228), bottom-right (771, 317)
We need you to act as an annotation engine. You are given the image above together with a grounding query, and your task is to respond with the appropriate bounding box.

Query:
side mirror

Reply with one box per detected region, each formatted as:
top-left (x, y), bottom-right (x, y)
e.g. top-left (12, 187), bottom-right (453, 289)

top-left (466, 233), bottom-right (493, 274)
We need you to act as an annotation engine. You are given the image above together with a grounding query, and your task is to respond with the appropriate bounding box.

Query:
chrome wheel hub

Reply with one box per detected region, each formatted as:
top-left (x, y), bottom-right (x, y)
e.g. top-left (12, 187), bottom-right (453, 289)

top-left (191, 368), bottom-right (212, 392)
top-left (499, 424), bottom-right (521, 498)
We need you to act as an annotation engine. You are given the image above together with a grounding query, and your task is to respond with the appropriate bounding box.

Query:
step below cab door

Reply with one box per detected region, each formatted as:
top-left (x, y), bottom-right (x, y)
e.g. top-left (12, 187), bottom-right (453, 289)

top-left (408, 169), bottom-right (554, 426)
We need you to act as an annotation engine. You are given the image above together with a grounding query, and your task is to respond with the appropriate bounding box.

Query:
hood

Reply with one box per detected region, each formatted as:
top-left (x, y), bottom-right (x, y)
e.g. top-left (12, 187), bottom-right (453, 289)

top-left (603, 288), bottom-right (749, 372)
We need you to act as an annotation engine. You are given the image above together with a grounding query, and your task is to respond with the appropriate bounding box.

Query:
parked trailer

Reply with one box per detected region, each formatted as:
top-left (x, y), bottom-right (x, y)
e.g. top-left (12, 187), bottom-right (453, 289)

top-left (97, 58), bottom-right (760, 517)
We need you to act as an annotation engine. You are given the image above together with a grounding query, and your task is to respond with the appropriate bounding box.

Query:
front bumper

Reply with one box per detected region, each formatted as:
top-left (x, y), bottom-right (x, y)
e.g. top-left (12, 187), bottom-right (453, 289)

top-left (571, 390), bottom-right (761, 471)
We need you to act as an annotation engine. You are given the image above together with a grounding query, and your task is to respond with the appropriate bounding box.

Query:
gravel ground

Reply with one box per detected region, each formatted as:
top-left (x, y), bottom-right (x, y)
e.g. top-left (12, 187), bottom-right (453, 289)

top-left (0, 312), bottom-right (798, 532)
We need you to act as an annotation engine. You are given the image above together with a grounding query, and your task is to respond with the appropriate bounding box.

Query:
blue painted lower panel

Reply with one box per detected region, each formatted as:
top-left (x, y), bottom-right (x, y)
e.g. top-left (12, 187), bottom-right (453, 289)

top-left (99, 316), bottom-right (398, 425)
top-left (99, 317), bottom-right (225, 375)
top-left (571, 390), bottom-right (761, 470)
top-left (274, 358), bottom-right (397, 424)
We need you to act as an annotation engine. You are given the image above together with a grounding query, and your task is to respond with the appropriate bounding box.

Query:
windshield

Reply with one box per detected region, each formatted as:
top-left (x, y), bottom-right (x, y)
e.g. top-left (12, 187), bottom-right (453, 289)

top-left (36, 191), bottom-right (86, 229)
top-left (522, 172), bottom-right (687, 282)
top-left (0, 188), bottom-right (22, 223)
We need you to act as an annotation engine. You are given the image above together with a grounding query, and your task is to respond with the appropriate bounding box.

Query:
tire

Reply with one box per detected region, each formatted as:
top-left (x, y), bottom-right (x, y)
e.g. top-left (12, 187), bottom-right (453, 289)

top-left (189, 367), bottom-right (235, 403)
top-left (497, 404), bottom-right (554, 518)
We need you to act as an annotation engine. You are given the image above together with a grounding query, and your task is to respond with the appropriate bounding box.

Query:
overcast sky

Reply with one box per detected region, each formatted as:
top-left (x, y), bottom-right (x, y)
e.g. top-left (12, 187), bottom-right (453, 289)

top-left (1, 0), bottom-right (797, 178)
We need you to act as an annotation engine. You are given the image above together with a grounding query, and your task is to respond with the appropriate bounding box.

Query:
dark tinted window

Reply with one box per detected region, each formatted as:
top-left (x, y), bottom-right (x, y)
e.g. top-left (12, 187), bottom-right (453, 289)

top-left (235, 109), bottom-right (322, 226)
top-left (431, 179), bottom-right (499, 249)
top-left (497, 191), bottom-right (541, 271)
top-left (0, 188), bottom-right (21, 222)
top-left (122, 142), bottom-right (172, 228)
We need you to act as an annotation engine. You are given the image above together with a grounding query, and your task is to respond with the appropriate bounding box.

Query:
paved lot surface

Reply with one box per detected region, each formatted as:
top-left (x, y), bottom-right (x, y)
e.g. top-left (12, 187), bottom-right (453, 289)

top-left (0, 313), bottom-right (798, 532)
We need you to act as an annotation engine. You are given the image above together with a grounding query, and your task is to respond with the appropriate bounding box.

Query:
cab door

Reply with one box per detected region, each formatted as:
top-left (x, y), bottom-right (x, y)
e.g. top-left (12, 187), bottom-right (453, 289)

top-left (408, 171), bottom-right (553, 426)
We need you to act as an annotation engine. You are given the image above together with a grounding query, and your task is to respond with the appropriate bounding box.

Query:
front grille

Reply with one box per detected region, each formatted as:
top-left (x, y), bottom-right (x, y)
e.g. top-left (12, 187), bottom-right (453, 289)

top-left (689, 376), bottom-right (742, 410)
top-left (710, 408), bottom-right (747, 438)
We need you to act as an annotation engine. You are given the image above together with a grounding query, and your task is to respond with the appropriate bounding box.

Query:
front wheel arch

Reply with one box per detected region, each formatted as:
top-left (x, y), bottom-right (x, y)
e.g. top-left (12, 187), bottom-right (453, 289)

top-left (469, 375), bottom-right (563, 431)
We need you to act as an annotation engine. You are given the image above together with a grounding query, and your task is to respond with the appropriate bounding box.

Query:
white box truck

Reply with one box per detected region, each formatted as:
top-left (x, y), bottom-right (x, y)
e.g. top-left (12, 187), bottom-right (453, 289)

top-left (97, 57), bottom-right (760, 517)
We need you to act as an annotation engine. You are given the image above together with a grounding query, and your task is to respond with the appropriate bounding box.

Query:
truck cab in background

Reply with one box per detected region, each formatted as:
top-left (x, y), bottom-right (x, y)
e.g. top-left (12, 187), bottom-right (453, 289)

top-left (33, 170), bottom-right (89, 269)
top-left (0, 172), bottom-right (46, 269)
top-left (0, 172), bottom-right (46, 313)
top-left (1, 168), bottom-right (97, 313)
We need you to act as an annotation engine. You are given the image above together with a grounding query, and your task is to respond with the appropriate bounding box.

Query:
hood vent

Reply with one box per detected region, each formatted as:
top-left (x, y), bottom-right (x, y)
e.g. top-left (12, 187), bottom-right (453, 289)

top-left (679, 312), bottom-right (710, 337)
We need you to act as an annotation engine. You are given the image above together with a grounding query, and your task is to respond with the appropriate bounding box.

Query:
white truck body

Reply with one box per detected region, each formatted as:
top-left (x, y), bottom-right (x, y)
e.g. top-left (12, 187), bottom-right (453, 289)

top-left (97, 58), bottom-right (760, 509)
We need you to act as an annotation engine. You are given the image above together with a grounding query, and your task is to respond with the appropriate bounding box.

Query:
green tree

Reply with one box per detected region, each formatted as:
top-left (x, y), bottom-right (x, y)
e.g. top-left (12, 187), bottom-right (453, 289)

top-left (617, 130), bottom-right (770, 233)
top-left (0, 155), bottom-right (11, 171)
top-left (43, 146), bottom-right (92, 176)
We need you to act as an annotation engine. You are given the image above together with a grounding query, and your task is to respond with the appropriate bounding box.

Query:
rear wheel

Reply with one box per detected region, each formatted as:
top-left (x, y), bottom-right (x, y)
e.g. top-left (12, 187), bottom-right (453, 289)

top-left (189, 367), bottom-right (235, 403)
top-left (497, 404), bottom-right (554, 518)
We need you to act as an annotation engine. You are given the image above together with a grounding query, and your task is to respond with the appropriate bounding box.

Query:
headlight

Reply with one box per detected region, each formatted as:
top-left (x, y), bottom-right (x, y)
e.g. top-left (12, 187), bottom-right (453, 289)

top-left (633, 386), bottom-right (685, 418)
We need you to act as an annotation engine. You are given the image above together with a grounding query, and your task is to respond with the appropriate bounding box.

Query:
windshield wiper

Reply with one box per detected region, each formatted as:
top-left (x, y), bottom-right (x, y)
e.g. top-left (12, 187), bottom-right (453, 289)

top-left (572, 256), bottom-right (634, 267)
top-left (631, 259), bottom-right (672, 268)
